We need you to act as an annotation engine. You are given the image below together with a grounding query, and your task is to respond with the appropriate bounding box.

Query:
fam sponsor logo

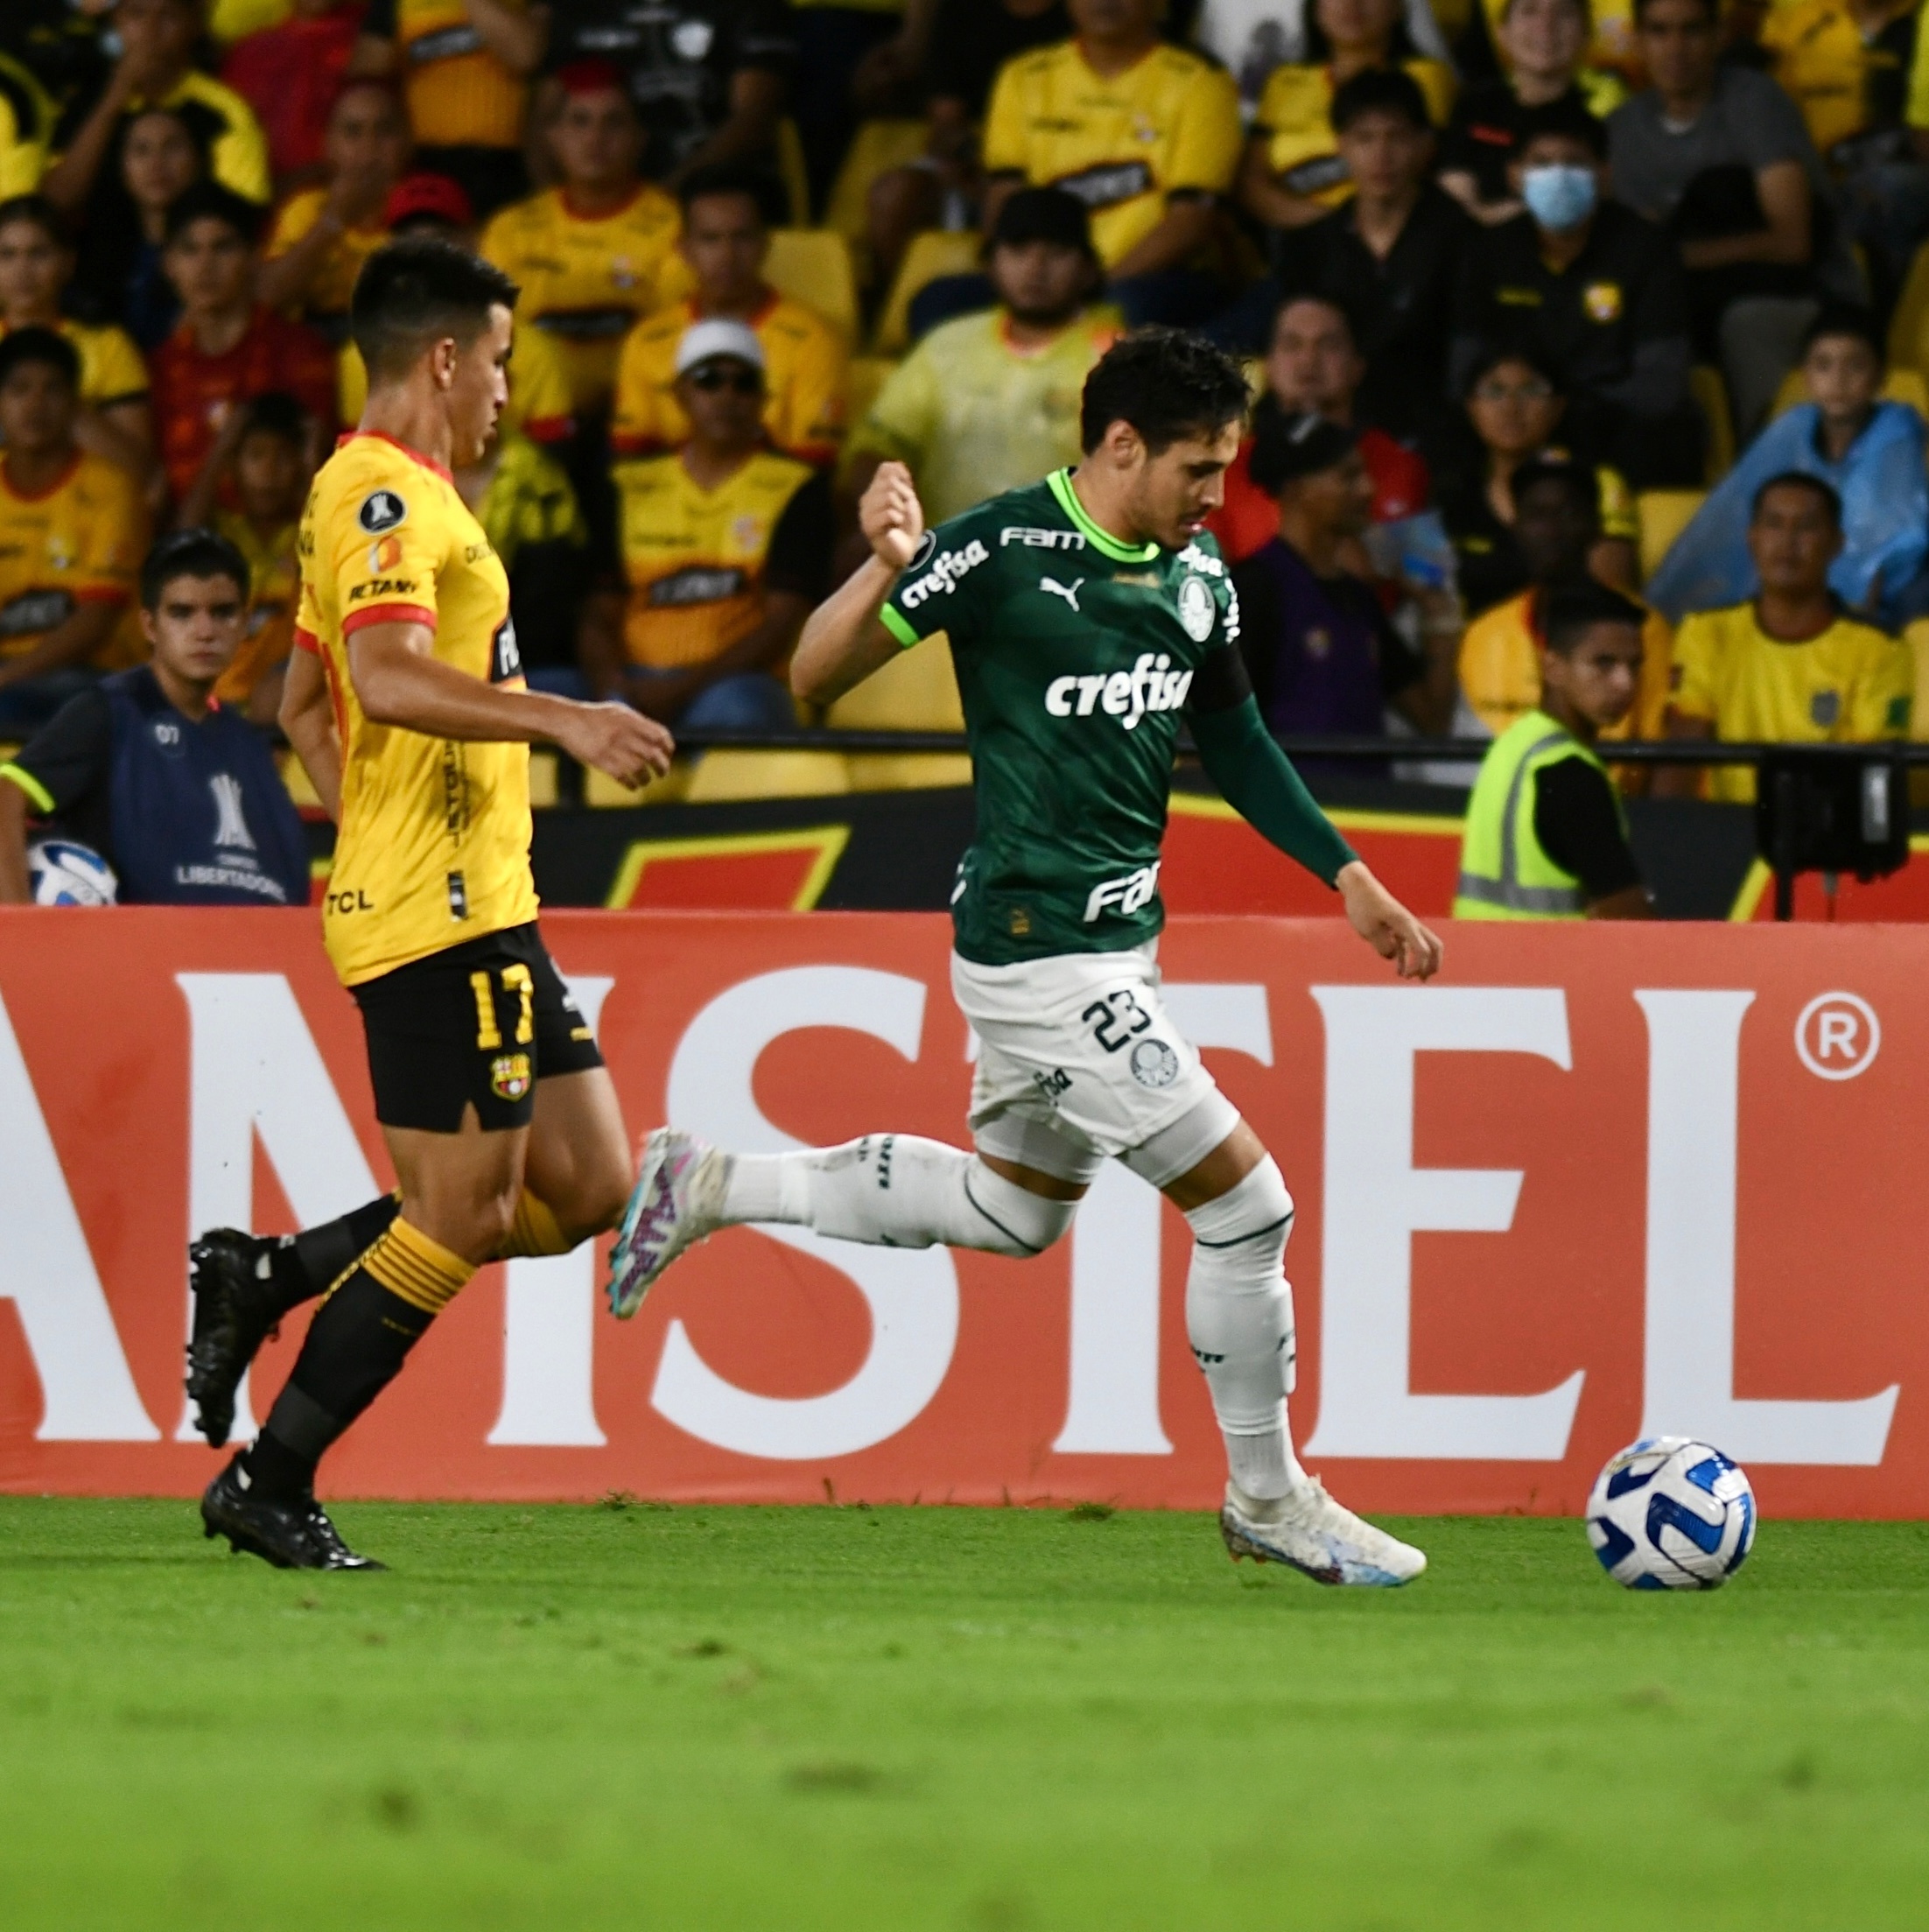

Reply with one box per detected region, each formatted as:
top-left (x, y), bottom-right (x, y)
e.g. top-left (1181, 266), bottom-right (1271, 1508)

top-left (899, 538), bottom-right (989, 609)
top-left (1045, 652), bottom-right (1193, 730)
top-left (1082, 861), bottom-right (1161, 924)
top-left (1000, 525), bottom-right (1086, 551)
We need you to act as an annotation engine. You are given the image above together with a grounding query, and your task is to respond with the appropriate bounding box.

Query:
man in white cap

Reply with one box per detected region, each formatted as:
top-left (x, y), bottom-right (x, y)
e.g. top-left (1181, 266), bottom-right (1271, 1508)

top-left (582, 318), bottom-right (833, 728)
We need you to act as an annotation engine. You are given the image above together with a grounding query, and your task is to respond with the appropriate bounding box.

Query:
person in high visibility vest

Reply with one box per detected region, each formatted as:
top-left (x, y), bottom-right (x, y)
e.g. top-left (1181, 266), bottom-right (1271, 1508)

top-left (1455, 580), bottom-right (1655, 918)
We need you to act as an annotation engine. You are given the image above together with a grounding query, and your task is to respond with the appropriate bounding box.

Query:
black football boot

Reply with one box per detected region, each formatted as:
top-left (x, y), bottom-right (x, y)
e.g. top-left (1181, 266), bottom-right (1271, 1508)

top-left (200, 1458), bottom-right (385, 1571)
top-left (186, 1231), bottom-right (292, 1447)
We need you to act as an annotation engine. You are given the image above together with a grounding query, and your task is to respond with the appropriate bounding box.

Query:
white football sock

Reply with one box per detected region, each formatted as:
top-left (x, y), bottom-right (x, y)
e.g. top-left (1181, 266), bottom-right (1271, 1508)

top-left (1184, 1156), bottom-right (1306, 1505)
top-left (719, 1136), bottom-right (1075, 1258)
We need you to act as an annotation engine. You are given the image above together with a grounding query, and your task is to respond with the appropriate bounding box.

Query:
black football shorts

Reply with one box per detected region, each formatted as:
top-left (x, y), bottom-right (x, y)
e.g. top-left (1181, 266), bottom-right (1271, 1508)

top-left (351, 922), bottom-right (605, 1133)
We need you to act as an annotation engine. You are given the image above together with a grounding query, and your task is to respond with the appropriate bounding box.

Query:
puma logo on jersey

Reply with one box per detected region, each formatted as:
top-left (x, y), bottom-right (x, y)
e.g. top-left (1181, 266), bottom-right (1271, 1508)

top-left (1040, 575), bottom-right (1084, 611)
top-left (1045, 652), bottom-right (1194, 731)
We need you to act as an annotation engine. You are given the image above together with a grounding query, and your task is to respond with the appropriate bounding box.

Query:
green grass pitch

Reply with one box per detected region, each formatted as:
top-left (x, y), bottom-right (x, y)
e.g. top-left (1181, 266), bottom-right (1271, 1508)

top-left (4, 1500), bottom-right (1927, 1930)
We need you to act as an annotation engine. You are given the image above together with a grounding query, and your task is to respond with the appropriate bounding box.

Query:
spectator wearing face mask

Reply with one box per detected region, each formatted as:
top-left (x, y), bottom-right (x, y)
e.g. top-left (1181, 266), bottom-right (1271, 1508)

top-left (1450, 99), bottom-right (1697, 486)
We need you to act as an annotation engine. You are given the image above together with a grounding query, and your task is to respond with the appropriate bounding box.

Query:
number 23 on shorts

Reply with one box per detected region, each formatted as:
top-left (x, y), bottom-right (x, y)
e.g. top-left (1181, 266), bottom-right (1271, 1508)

top-left (1083, 988), bottom-right (1153, 1053)
top-left (470, 964), bottom-right (535, 1050)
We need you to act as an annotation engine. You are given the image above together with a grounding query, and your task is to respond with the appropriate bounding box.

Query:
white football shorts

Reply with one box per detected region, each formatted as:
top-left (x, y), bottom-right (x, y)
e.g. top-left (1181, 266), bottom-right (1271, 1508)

top-left (950, 943), bottom-right (1238, 1189)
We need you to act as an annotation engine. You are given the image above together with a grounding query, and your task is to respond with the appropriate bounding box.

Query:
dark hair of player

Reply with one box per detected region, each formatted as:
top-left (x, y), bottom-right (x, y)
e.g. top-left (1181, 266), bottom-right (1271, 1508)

top-left (238, 390), bottom-right (310, 446)
top-left (1512, 452), bottom-right (1597, 522)
top-left (677, 162), bottom-right (786, 228)
top-left (140, 528), bottom-right (250, 612)
top-left (1801, 303), bottom-right (1884, 364)
top-left (1750, 470), bottom-right (1843, 530)
top-left (1078, 328), bottom-right (1251, 457)
top-left (1542, 580), bottom-right (1646, 655)
top-left (164, 181), bottom-right (264, 250)
top-left (1330, 67), bottom-right (1434, 136)
top-left (0, 193), bottom-right (68, 248)
top-left (0, 323), bottom-right (80, 392)
top-left (350, 236), bottom-right (520, 384)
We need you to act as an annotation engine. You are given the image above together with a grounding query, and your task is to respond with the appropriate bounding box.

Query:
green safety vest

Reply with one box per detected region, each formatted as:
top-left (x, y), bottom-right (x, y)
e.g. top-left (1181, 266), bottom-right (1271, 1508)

top-left (1454, 710), bottom-right (1620, 919)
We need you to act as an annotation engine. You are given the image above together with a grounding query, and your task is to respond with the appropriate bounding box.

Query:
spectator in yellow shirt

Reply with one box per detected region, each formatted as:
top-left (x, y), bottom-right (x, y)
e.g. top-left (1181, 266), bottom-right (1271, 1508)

top-left (0, 328), bottom-right (147, 730)
top-left (979, 0), bottom-right (1242, 325)
top-left (1458, 451), bottom-right (1673, 746)
top-left (0, 50), bottom-right (55, 200)
top-left (480, 60), bottom-right (681, 419)
top-left (1660, 471), bottom-right (1913, 801)
top-left (611, 165), bottom-right (845, 467)
top-left (586, 319), bottom-right (833, 729)
top-left (258, 80), bottom-right (413, 339)
top-left (351, 0), bottom-right (546, 217)
top-left (1238, 0), bottom-right (1458, 233)
top-left (0, 195), bottom-right (155, 481)
top-left (846, 186), bottom-right (1113, 526)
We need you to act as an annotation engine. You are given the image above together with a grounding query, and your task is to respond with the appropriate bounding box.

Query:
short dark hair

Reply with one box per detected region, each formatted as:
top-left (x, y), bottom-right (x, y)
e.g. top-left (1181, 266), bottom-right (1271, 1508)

top-left (1463, 342), bottom-right (1565, 400)
top-left (1516, 96), bottom-right (1608, 159)
top-left (350, 235), bottom-right (519, 383)
top-left (0, 324), bottom-right (80, 392)
top-left (1330, 67), bottom-right (1434, 135)
top-left (0, 193), bottom-right (68, 249)
top-left (1271, 290), bottom-right (1359, 350)
top-left (1802, 302), bottom-right (1884, 363)
top-left (164, 181), bottom-right (263, 250)
top-left (1750, 470), bottom-right (1842, 529)
top-left (237, 390), bottom-right (309, 446)
top-left (1633, 0), bottom-right (1717, 24)
top-left (140, 529), bottom-right (250, 611)
top-left (1079, 327), bottom-right (1251, 456)
top-left (1512, 452), bottom-right (1597, 523)
top-left (677, 162), bottom-right (785, 228)
top-left (1543, 580), bottom-right (1646, 654)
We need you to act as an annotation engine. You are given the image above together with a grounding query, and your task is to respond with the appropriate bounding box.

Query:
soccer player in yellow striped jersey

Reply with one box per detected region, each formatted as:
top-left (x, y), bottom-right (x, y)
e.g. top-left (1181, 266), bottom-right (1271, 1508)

top-left (190, 238), bottom-right (674, 1570)
top-left (611, 165), bottom-right (846, 466)
top-left (1663, 472), bottom-right (1911, 804)
top-left (980, 0), bottom-right (1242, 272)
top-left (479, 63), bottom-right (681, 417)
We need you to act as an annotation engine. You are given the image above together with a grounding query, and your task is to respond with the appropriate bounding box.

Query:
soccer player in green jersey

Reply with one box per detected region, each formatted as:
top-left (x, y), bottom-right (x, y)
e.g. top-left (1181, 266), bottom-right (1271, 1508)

top-left (607, 330), bottom-right (1444, 1587)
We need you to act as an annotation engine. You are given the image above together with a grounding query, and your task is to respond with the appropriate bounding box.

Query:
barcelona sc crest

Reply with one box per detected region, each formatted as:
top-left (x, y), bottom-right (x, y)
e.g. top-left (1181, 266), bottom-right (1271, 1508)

top-left (490, 1053), bottom-right (533, 1101)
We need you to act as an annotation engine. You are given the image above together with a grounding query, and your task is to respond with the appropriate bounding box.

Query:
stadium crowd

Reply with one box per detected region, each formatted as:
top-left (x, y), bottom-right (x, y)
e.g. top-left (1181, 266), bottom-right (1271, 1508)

top-left (1, 0), bottom-right (1927, 887)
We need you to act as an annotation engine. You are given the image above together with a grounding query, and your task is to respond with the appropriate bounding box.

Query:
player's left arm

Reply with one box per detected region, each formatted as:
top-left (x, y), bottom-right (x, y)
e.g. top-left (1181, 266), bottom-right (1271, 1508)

top-left (1187, 643), bottom-right (1443, 980)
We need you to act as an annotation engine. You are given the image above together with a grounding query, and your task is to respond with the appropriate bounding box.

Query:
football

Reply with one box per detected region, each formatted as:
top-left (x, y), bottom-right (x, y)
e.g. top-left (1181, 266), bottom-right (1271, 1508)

top-left (1586, 1437), bottom-right (1757, 1590)
top-left (28, 840), bottom-right (118, 907)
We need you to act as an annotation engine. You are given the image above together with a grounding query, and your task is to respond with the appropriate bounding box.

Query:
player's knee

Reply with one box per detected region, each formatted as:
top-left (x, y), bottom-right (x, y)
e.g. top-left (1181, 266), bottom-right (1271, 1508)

top-left (1182, 1155), bottom-right (1294, 1260)
top-left (415, 1184), bottom-right (521, 1267)
top-left (965, 1158), bottom-right (1078, 1258)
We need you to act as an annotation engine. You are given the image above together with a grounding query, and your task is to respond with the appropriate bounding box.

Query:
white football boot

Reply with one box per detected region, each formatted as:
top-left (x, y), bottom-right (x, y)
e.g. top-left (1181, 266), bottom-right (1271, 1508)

top-left (607, 1128), bottom-right (730, 1317)
top-left (1219, 1479), bottom-right (1427, 1586)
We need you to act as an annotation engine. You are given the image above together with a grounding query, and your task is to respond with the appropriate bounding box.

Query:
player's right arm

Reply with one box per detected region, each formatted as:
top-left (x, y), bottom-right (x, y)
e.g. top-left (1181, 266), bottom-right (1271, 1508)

top-left (279, 642), bottom-right (343, 824)
top-left (347, 622), bottom-right (676, 789)
top-left (791, 461), bottom-right (926, 706)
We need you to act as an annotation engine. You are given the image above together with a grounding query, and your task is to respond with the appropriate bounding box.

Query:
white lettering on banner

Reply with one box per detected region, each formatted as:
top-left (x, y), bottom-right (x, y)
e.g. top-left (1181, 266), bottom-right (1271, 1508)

top-left (0, 988), bottom-right (157, 1440)
top-left (653, 967), bottom-right (959, 1459)
top-left (489, 974), bottom-right (615, 1447)
top-left (1636, 990), bottom-right (1898, 1464)
top-left (1054, 981), bottom-right (1274, 1456)
top-left (176, 975), bottom-right (382, 1442)
top-left (1304, 987), bottom-right (1585, 1460)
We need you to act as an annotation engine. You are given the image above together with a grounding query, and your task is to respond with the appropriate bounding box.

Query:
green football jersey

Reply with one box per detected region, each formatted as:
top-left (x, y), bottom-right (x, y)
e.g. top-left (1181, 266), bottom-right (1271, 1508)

top-left (879, 468), bottom-right (1242, 966)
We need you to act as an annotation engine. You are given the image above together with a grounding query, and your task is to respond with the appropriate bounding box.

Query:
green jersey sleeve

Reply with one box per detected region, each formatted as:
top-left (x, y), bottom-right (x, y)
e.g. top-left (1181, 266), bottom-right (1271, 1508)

top-left (878, 505), bottom-right (1000, 651)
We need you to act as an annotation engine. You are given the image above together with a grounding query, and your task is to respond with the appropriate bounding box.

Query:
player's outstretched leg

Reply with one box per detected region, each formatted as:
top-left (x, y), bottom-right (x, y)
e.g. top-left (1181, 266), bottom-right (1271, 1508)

top-left (1178, 1143), bottom-right (1424, 1586)
top-left (608, 1128), bottom-right (1076, 1315)
top-left (186, 1195), bottom-right (403, 1447)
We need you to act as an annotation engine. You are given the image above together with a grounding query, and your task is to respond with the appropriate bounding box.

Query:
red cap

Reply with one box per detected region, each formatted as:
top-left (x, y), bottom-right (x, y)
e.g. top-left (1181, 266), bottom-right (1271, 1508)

top-left (383, 172), bottom-right (473, 231)
top-left (556, 57), bottom-right (629, 99)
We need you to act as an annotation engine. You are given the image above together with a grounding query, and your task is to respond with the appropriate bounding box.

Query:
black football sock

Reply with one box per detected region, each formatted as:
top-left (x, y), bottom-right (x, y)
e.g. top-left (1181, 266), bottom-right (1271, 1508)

top-left (262, 1193), bottom-right (403, 1318)
top-left (242, 1221), bottom-right (473, 1499)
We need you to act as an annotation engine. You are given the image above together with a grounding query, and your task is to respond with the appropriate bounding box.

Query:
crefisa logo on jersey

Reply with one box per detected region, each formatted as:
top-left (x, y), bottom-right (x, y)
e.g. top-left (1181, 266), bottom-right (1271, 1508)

top-left (357, 489), bottom-right (408, 535)
top-left (1046, 653), bottom-right (1194, 731)
top-left (899, 537), bottom-right (988, 609)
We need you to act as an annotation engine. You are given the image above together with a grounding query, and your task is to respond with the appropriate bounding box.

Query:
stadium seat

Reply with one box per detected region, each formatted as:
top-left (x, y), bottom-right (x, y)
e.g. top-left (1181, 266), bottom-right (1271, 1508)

top-left (826, 633), bottom-right (972, 791)
top-left (683, 749), bottom-right (853, 802)
top-left (1690, 365), bottom-right (1735, 483)
top-left (763, 228), bottom-right (859, 345)
top-left (584, 762), bottom-right (692, 807)
top-left (1889, 243), bottom-right (1929, 375)
top-left (1636, 488), bottom-right (1706, 584)
top-left (845, 354), bottom-right (897, 434)
top-left (824, 118), bottom-right (930, 262)
top-left (1769, 365), bottom-right (1929, 418)
top-left (873, 229), bottom-right (982, 355)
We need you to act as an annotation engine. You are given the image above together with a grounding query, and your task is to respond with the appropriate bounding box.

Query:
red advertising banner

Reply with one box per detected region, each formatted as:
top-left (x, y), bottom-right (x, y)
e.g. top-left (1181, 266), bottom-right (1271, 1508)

top-left (0, 909), bottom-right (1919, 1519)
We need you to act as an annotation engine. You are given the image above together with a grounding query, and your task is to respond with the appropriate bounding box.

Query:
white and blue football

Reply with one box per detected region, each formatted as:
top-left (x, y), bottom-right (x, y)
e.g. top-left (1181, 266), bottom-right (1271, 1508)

top-left (28, 839), bottom-right (117, 907)
top-left (1586, 1437), bottom-right (1756, 1591)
